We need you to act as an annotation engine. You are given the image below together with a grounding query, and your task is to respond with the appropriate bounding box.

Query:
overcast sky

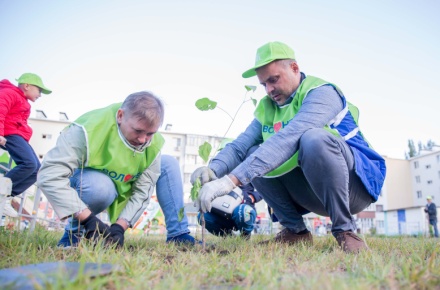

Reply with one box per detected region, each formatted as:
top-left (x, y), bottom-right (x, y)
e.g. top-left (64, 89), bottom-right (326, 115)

top-left (1, 0), bottom-right (439, 159)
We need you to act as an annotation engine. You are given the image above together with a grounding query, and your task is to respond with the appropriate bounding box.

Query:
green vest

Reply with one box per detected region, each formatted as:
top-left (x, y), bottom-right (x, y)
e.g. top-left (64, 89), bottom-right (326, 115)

top-left (74, 103), bottom-right (164, 222)
top-left (254, 76), bottom-right (359, 177)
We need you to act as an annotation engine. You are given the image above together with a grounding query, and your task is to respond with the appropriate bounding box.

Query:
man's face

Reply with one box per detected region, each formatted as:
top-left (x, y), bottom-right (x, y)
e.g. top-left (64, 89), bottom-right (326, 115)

top-left (23, 84), bottom-right (42, 102)
top-left (427, 199), bottom-right (432, 204)
top-left (117, 109), bottom-right (160, 147)
top-left (256, 60), bottom-right (301, 106)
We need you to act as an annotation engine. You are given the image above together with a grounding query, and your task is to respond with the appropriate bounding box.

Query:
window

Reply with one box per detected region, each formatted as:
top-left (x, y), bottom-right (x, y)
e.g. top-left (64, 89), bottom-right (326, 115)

top-left (427, 180), bottom-right (433, 184)
top-left (184, 173), bottom-right (191, 184)
top-left (437, 155), bottom-right (440, 163)
top-left (188, 137), bottom-right (195, 146)
top-left (376, 205), bottom-right (383, 212)
top-left (426, 164), bottom-right (431, 169)
top-left (377, 220), bottom-right (384, 229)
top-left (198, 137), bottom-right (209, 146)
top-left (174, 138), bottom-right (181, 151)
top-left (415, 176), bottom-right (421, 183)
top-left (417, 191), bottom-right (422, 198)
top-left (38, 154), bottom-right (43, 159)
top-left (42, 134), bottom-right (52, 139)
top-left (414, 161), bottom-right (419, 169)
top-left (186, 154), bottom-right (197, 164)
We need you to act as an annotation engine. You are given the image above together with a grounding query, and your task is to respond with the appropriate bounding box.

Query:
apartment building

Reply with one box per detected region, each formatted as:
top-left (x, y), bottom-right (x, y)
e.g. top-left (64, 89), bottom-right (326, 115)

top-left (382, 151), bottom-right (440, 236)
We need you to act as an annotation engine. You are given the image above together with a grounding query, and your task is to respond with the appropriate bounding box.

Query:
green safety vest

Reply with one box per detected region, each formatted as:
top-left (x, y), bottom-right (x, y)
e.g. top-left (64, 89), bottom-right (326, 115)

top-left (73, 103), bottom-right (164, 222)
top-left (254, 76), bottom-right (361, 177)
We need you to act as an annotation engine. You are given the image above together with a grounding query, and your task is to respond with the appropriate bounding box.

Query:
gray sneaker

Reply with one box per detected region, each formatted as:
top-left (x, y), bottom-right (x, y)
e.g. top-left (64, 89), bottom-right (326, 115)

top-left (259, 228), bottom-right (313, 245)
top-left (3, 196), bottom-right (18, 218)
top-left (335, 231), bottom-right (368, 253)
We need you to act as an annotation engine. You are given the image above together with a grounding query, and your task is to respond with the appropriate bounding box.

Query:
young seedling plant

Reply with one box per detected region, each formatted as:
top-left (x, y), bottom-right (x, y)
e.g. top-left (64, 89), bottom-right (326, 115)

top-left (186, 85), bottom-right (257, 250)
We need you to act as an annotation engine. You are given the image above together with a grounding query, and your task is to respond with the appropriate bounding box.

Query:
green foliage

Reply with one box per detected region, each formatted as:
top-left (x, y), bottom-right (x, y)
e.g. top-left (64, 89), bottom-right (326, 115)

top-left (198, 142), bottom-right (212, 163)
top-left (195, 98), bottom-right (217, 111)
top-left (190, 178), bottom-right (201, 202)
top-left (190, 85), bottom-right (258, 247)
top-left (194, 84), bottom-right (258, 155)
top-left (244, 85), bottom-right (256, 92)
top-left (177, 207), bottom-right (185, 222)
top-left (406, 139), bottom-right (437, 159)
top-left (407, 139), bottom-right (417, 158)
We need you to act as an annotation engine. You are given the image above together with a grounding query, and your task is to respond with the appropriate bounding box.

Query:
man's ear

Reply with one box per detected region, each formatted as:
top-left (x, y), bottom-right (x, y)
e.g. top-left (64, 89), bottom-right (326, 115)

top-left (290, 61), bottom-right (299, 73)
top-left (22, 83), bottom-right (30, 91)
top-left (117, 109), bottom-right (124, 123)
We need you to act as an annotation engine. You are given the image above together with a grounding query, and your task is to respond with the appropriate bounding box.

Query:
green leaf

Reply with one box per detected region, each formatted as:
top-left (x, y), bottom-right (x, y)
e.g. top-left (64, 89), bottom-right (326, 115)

top-left (178, 207), bottom-right (185, 222)
top-left (195, 98), bottom-right (217, 111)
top-left (251, 97), bottom-right (257, 107)
top-left (245, 85), bottom-right (257, 92)
top-left (198, 142), bottom-right (212, 163)
top-left (190, 178), bottom-right (202, 201)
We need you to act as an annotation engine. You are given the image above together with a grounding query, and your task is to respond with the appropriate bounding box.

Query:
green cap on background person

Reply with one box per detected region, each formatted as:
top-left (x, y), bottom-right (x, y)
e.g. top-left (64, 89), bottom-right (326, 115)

top-left (16, 73), bottom-right (52, 94)
top-left (242, 41), bottom-right (296, 78)
top-left (426, 196), bottom-right (432, 200)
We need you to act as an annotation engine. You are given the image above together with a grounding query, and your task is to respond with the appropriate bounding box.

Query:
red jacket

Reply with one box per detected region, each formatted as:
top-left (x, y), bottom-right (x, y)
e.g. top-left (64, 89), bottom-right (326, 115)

top-left (0, 79), bottom-right (32, 142)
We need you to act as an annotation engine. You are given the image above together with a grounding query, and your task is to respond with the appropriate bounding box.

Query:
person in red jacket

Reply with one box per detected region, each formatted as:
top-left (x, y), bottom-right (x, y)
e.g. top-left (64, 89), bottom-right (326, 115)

top-left (0, 73), bottom-right (52, 217)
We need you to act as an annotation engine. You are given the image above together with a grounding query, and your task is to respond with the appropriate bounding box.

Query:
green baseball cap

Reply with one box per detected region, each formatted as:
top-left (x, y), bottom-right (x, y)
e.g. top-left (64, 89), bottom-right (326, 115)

top-left (242, 41), bottom-right (296, 78)
top-left (16, 73), bottom-right (52, 94)
top-left (427, 196), bottom-right (432, 200)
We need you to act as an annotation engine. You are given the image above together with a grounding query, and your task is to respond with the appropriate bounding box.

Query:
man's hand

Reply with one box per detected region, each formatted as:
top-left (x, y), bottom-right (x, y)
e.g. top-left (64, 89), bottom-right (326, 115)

top-left (80, 213), bottom-right (110, 241)
top-left (0, 136), bottom-right (7, 147)
top-left (190, 167), bottom-right (217, 186)
top-left (244, 194), bottom-right (256, 205)
top-left (106, 223), bottom-right (125, 248)
top-left (198, 175), bottom-right (236, 213)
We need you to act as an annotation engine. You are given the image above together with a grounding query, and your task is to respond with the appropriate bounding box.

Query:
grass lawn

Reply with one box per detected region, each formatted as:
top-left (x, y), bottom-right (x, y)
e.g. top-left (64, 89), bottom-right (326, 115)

top-left (0, 226), bottom-right (439, 289)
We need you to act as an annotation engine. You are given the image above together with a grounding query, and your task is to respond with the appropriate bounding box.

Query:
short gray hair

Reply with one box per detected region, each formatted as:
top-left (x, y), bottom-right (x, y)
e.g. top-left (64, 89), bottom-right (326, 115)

top-left (278, 59), bottom-right (296, 67)
top-left (121, 91), bottom-right (164, 127)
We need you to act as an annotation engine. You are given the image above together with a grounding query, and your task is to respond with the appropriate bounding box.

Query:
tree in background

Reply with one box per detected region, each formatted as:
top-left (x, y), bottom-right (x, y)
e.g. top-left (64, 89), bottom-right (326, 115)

top-left (406, 139), bottom-right (417, 159)
top-left (405, 139), bottom-right (437, 159)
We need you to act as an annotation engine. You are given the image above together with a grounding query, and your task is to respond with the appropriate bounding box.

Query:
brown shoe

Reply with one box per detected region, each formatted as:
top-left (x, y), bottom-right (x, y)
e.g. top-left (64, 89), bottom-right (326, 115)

top-left (335, 231), bottom-right (368, 253)
top-left (259, 228), bottom-right (313, 245)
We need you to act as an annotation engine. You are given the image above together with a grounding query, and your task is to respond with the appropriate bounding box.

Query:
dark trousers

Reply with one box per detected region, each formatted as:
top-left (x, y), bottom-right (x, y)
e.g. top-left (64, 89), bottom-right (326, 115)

top-left (1, 135), bottom-right (40, 196)
top-left (252, 129), bottom-right (373, 235)
top-left (429, 218), bottom-right (439, 238)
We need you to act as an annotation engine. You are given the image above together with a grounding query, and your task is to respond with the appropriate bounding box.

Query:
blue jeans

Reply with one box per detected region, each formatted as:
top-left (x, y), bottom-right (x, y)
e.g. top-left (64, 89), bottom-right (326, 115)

top-left (198, 204), bottom-right (256, 236)
top-left (1, 135), bottom-right (40, 196)
top-left (251, 129), bottom-right (373, 235)
top-left (64, 155), bottom-right (190, 238)
top-left (429, 219), bottom-right (439, 238)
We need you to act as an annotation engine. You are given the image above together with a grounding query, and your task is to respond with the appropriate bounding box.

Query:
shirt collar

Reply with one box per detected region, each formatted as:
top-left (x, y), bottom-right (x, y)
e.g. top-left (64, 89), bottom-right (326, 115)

top-left (115, 114), bottom-right (151, 153)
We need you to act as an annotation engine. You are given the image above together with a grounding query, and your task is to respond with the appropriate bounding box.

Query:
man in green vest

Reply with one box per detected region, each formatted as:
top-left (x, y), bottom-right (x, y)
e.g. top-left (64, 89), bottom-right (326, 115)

top-left (38, 91), bottom-right (196, 248)
top-left (191, 42), bottom-right (386, 253)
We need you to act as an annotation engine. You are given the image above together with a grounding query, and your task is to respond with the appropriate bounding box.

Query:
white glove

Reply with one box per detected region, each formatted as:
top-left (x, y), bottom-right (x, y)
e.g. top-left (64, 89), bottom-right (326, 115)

top-left (190, 166), bottom-right (217, 185)
top-left (198, 175), bottom-right (236, 213)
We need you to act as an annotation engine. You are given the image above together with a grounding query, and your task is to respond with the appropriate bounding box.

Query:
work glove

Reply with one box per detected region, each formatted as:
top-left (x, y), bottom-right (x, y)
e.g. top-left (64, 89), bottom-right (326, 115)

top-left (244, 194), bottom-right (255, 206)
top-left (198, 175), bottom-right (236, 213)
top-left (106, 223), bottom-right (125, 248)
top-left (80, 213), bottom-right (110, 242)
top-left (190, 166), bottom-right (217, 186)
